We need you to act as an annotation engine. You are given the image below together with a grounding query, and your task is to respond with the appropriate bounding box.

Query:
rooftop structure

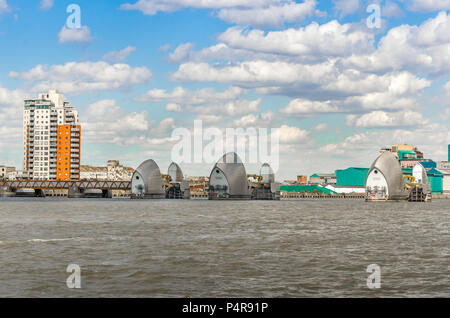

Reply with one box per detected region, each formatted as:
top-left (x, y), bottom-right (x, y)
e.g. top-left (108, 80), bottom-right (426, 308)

top-left (380, 144), bottom-right (423, 160)
top-left (309, 173), bottom-right (337, 185)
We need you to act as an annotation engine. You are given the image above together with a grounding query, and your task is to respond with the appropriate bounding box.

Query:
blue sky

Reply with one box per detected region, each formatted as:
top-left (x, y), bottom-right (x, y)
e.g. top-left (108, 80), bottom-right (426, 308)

top-left (0, 0), bottom-right (449, 179)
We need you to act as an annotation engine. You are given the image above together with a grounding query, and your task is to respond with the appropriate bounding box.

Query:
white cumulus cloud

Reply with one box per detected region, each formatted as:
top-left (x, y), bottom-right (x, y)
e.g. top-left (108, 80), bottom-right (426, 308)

top-left (0, 0), bottom-right (9, 14)
top-left (346, 110), bottom-right (428, 128)
top-left (333, 0), bottom-right (360, 18)
top-left (9, 61), bottom-right (152, 94)
top-left (281, 99), bottom-right (342, 115)
top-left (445, 81), bottom-right (450, 97)
top-left (58, 26), bottom-right (94, 44)
top-left (121, 0), bottom-right (319, 27)
top-left (342, 12), bottom-right (450, 75)
top-left (83, 99), bottom-right (151, 144)
top-left (103, 46), bottom-right (136, 63)
top-left (217, 0), bottom-right (318, 27)
top-left (218, 21), bottom-right (374, 58)
top-left (168, 43), bottom-right (194, 63)
top-left (165, 103), bottom-right (182, 112)
top-left (40, 0), bottom-right (54, 10)
top-left (278, 125), bottom-right (310, 143)
top-left (408, 0), bottom-right (450, 12)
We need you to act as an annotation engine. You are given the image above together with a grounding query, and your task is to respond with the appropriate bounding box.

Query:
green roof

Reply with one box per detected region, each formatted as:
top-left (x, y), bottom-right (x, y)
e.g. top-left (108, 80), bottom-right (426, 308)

top-left (310, 173), bottom-right (336, 178)
top-left (335, 167), bottom-right (369, 186)
top-left (280, 185), bottom-right (337, 194)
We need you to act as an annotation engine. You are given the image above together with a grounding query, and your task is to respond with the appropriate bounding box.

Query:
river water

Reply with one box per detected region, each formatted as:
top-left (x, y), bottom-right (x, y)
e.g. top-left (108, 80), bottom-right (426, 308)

top-left (0, 198), bottom-right (449, 298)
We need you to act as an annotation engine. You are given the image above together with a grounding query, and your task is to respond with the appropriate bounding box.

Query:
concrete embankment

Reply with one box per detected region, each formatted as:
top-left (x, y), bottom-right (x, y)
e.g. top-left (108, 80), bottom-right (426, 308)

top-left (433, 194), bottom-right (450, 199)
top-left (281, 192), bottom-right (365, 199)
top-left (281, 192), bottom-right (450, 200)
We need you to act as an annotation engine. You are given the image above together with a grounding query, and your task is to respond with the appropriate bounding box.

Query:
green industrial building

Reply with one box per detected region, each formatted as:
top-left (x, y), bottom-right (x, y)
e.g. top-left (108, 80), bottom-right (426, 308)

top-left (397, 150), bottom-right (417, 160)
top-left (335, 168), bottom-right (369, 186)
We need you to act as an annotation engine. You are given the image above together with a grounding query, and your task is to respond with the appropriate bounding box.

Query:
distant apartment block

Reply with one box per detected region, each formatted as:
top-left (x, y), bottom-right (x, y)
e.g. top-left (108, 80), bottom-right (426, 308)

top-left (0, 166), bottom-right (27, 180)
top-left (80, 165), bottom-right (108, 180)
top-left (309, 173), bottom-right (337, 185)
top-left (23, 90), bottom-right (81, 180)
top-left (80, 160), bottom-right (134, 181)
top-left (0, 166), bottom-right (14, 179)
top-left (380, 144), bottom-right (424, 160)
top-left (437, 161), bottom-right (450, 171)
top-left (185, 176), bottom-right (209, 194)
top-left (297, 175), bottom-right (307, 185)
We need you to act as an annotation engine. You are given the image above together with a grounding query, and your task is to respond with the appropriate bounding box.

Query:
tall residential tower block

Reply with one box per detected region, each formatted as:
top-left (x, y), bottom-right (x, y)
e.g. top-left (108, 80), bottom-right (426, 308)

top-left (23, 90), bottom-right (81, 180)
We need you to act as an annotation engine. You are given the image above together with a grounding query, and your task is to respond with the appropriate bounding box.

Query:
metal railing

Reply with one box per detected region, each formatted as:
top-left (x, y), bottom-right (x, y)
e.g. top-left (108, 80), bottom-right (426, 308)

top-left (0, 180), bottom-right (132, 190)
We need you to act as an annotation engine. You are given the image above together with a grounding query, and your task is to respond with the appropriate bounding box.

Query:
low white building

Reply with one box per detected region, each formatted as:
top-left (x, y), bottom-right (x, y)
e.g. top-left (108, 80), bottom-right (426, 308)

top-left (0, 166), bottom-right (18, 179)
top-left (325, 185), bottom-right (366, 194)
top-left (80, 166), bottom-right (108, 180)
top-left (437, 169), bottom-right (450, 194)
top-left (438, 161), bottom-right (450, 170)
top-left (80, 160), bottom-right (134, 181)
top-left (107, 160), bottom-right (134, 181)
top-left (7, 170), bottom-right (27, 180)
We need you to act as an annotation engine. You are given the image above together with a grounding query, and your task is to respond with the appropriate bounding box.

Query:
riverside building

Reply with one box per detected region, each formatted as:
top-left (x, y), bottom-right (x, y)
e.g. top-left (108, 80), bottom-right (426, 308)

top-left (23, 90), bottom-right (81, 181)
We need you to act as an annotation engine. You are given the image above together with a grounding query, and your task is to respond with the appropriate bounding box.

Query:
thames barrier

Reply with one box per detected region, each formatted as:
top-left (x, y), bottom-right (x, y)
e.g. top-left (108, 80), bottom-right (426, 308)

top-left (2, 151), bottom-right (448, 201)
top-left (0, 152), bottom-right (281, 200)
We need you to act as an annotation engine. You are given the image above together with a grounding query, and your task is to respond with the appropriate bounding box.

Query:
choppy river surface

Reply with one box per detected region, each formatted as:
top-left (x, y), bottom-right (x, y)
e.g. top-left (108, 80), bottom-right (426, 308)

top-left (0, 198), bottom-right (449, 297)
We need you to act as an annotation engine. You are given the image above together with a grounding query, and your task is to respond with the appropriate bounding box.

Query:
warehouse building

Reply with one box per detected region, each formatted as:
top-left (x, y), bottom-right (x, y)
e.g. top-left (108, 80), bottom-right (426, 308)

top-left (441, 171), bottom-right (450, 194)
top-left (435, 145), bottom-right (450, 194)
top-left (437, 159), bottom-right (450, 194)
top-left (335, 167), bottom-right (369, 186)
top-left (309, 173), bottom-right (336, 185)
top-left (427, 169), bottom-right (443, 194)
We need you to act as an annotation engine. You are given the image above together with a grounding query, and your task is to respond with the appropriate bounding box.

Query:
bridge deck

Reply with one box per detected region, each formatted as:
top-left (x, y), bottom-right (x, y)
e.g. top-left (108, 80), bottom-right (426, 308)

top-left (1, 180), bottom-right (131, 190)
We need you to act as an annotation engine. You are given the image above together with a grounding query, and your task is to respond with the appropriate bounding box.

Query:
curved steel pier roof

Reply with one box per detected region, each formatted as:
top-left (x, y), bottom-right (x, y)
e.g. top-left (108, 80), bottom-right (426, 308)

top-left (366, 152), bottom-right (408, 200)
top-left (132, 159), bottom-right (165, 196)
top-left (209, 152), bottom-right (250, 198)
top-left (168, 162), bottom-right (184, 183)
top-left (413, 163), bottom-right (428, 184)
top-left (260, 163), bottom-right (275, 184)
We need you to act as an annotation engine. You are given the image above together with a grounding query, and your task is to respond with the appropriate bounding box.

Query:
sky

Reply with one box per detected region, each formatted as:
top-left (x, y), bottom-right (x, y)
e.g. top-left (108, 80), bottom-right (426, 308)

top-left (0, 0), bottom-right (449, 180)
